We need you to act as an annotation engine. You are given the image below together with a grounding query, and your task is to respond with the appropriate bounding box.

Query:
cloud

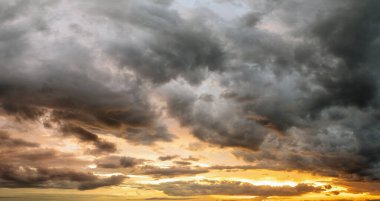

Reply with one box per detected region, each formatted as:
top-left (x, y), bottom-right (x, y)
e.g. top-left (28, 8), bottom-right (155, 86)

top-left (161, 80), bottom-right (267, 150)
top-left (0, 136), bottom-right (124, 190)
top-left (124, 125), bottom-right (175, 145)
top-left (0, 146), bottom-right (90, 171)
top-left (136, 166), bottom-right (208, 178)
top-left (0, 0), bottom-right (174, 146)
top-left (96, 156), bottom-right (145, 169)
top-left (231, 106), bottom-right (380, 180)
top-left (1, 0), bottom-right (380, 193)
top-left (61, 124), bottom-right (116, 154)
top-left (173, 161), bottom-right (192, 166)
top-left (181, 156), bottom-right (200, 162)
top-left (86, 0), bottom-right (225, 85)
top-left (333, 180), bottom-right (380, 195)
top-left (0, 129), bottom-right (117, 190)
top-left (0, 131), bottom-right (39, 148)
top-left (77, 175), bottom-right (125, 190)
top-left (0, 164), bottom-right (125, 190)
top-left (209, 165), bottom-right (258, 171)
top-left (158, 0), bottom-right (380, 181)
top-left (158, 155), bottom-right (179, 161)
top-left (152, 180), bottom-right (329, 196)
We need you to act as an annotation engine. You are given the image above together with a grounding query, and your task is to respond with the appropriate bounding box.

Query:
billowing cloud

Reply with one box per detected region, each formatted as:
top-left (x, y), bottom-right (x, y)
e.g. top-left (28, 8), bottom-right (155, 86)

top-left (158, 0), bottom-right (380, 181)
top-left (1, 0), bottom-right (380, 196)
top-left (85, 0), bottom-right (225, 85)
top-left (0, 0), bottom-right (174, 147)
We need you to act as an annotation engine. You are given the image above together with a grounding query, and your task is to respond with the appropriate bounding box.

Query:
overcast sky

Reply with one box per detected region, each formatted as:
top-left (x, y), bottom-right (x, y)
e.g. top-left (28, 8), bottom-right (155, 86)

top-left (1, 0), bottom-right (380, 200)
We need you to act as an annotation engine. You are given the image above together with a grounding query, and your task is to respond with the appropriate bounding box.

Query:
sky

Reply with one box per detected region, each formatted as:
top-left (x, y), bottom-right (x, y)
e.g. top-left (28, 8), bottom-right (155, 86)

top-left (1, 0), bottom-right (380, 200)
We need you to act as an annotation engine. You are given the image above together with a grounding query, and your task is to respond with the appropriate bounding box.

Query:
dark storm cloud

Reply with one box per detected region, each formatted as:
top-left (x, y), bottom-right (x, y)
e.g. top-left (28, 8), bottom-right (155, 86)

top-left (0, 0), bottom-right (174, 146)
top-left (159, 0), bottom-right (380, 182)
top-left (1, 0), bottom-right (380, 191)
top-left (152, 180), bottom-right (329, 196)
top-left (0, 61), bottom-right (174, 145)
top-left (161, 81), bottom-right (267, 150)
top-left (81, 0), bottom-right (380, 183)
top-left (238, 0), bottom-right (380, 181)
top-left (301, 0), bottom-right (380, 112)
top-left (0, 163), bottom-right (125, 190)
top-left (85, 0), bottom-right (225, 85)
top-left (231, 107), bottom-right (380, 179)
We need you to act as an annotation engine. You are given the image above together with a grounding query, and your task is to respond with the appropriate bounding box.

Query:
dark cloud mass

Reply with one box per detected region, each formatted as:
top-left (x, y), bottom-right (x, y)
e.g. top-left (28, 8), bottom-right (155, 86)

top-left (88, 0), bottom-right (225, 85)
top-left (0, 163), bottom-right (125, 190)
top-left (160, 0), bottom-right (380, 181)
top-left (1, 0), bottom-right (380, 193)
top-left (0, 0), bottom-right (174, 146)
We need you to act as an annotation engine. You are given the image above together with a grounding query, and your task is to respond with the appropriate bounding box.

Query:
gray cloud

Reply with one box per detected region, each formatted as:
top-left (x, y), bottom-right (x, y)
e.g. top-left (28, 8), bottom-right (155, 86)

top-left (1, 0), bottom-right (380, 191)
top-left (96, 155), bottom-right (145, 169)
top-left (161, 81), bottom-right (267, 150)
top-left (152, 180), bottom-right (329, 197)
top-left (0, 0), bottom-right (174, 146)
top-left (61, 124), bottom-right (116, 154)
top-left (82, 0), bottom-right (380, 181)
top-left (0, 163), bottom-right (125, 190)
top-left (85, 0), bottom-right (225, 85)
top-left (158, 0), bottom-right (380, 181)
top-left (136, 166), bottom-right (208, 178)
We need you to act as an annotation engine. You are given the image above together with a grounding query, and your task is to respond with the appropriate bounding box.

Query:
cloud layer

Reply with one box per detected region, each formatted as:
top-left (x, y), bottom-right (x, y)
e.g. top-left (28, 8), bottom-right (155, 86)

top-left (1, 0), bottom-right (380, 196)
top-left (151, 180), bottom-right (329, 197)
